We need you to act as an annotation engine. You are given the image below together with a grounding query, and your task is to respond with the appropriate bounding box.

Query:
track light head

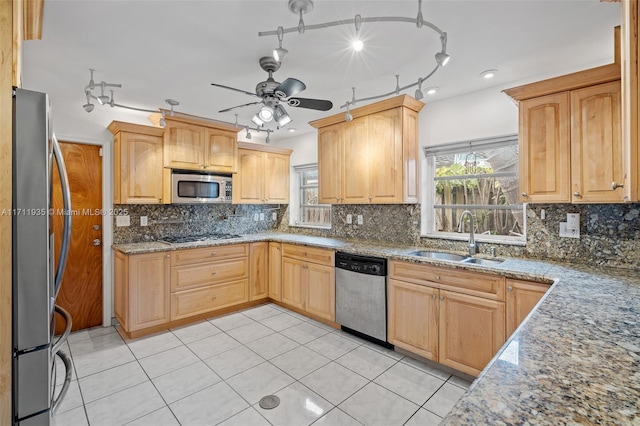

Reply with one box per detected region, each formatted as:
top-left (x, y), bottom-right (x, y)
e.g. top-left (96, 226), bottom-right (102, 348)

top-left (265, 133), bottom-right (271, 144)
top-left (274, 47), bottom-right (288, 62)
top-left (245, 126), bottom-right (252, 139)
top-left (415, 77), bottom-right (424, 100)
top-left (435, 51), bottom-right (450, 67)
top-left (83, 103), bottom-right (95, 113)
top-left (97, 82), bottom-right (110, 105)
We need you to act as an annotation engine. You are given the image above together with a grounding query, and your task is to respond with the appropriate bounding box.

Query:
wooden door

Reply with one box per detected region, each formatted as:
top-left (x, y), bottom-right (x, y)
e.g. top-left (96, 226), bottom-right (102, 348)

top-left (281, 257), bottom-right (305, 309)
top-left (368, 108), bottom-right (403, 203)
top-left (519, 92), bottom-right (571, 203)
top-left (52, 142), bottom-right (103, 332)
top-left (128, 252), bottom-right (171, 331)
top-left (249, 242), bottom-right (269, 300)
top-left (233, 149), bottom-right (264, 203)
top-left (342, 116), bottom-right (369, 203)
top-left (204, 129), bottom-right (237, 173)
top-left (305, 263), bottom-right (335, 321)
top-left (164, 122), bottom-right (203, 170)
top-left (387, 279), bottom-right (438, 361)
top-left (268, 242), bottom-right (282, 301)
top-left (120, 132), bottom-right (164, 204)
top-left (264, 152), bottom-right (290, 203)
top-left (506, 279), bottom-right (549, 336)
top-left (318, 124), bottom-right (342, 203)
top-left (439, 290), bottom-right (506, 376)
top-left (571, 81), bottom-right (623, 203)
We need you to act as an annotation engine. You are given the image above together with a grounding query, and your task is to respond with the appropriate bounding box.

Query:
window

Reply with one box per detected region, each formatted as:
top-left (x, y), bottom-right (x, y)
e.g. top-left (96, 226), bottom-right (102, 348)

top-left (294, 164), bottom-right (331, 228)
top-left (423, 135), bottom-right (525, 242)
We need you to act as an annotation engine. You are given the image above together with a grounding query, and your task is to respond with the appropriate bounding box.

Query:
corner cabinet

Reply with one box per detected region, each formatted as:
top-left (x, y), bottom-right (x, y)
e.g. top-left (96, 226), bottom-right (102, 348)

top-left (311, 95), bottom-right (422, 204)
top-left (163, 116), bottom-right (238, 173)
top-left (506, 278), bottom-right (550, 336)
top-left (108, 121), bottom-right (169, 204)
top-left (505, 43), bottom-right (627, 203)
top-left (233, 142), bottom-right (292, 204)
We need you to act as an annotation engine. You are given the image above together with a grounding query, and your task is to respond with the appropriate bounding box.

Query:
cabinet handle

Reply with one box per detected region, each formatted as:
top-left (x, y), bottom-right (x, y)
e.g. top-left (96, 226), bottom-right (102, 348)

top-left (211, 272), bottom-right (217, 276)
top-left (211, 252), bottom-right (217, 256)
top-left (507, 286), bottom-right (513, 292)
top-left (521, 192), bottom-right (528, 198)
top-left (166, 255), bottom-right (170, 259)
top-left (573, 192), bottom-right (581, 197)
top-left (158, 198), bottom-right (162, 202)
top-left (434, 275), bottom-right (440, 281)
top-left (368, 197), bottom-right (372, 202)
top-left (439, 296), bottom-right (445, 301)
top-left (432, 294), bottom-right (437, 300)
top-left (611, 181), bottom-right (624, 190)
top-left (211, 296), bottom-right (217, 301)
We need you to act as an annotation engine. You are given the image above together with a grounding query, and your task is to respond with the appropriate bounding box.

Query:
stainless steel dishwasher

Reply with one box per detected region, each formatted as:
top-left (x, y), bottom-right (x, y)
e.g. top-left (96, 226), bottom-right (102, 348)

top-left (335, 252), bottom-right (392, 348)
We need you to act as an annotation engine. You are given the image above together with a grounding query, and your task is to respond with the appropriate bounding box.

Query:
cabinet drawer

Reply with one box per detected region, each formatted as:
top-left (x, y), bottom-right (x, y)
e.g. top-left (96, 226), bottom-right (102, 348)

top-left (171, 279), bottom-right (248, 320)
top-left (171, 244), bottom-right (248, 266)
top-left (389, 260), bottom-right (505, 301)
top-left (281, 244), bottom-right (334, 266)
top-left (171, 258), bottom-right (249, 292)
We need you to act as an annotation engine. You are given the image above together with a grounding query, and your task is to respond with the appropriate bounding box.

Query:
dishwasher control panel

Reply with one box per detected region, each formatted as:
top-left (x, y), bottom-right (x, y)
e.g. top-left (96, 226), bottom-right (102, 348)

top-left (335, 252), bottom-right (387, 276)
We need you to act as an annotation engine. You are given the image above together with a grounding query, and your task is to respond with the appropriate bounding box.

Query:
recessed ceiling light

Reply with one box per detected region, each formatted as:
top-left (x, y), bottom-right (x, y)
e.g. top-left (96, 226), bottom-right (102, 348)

top-left (426, 87), bottom-right (439, 95)
top-left (480, 69), bottom-right (498, 79)
top-left (288, 128), bottom-right (296, 132)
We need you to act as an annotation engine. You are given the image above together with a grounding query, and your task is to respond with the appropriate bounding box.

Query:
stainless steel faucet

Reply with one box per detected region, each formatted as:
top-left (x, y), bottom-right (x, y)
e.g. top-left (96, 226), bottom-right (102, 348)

top-left (458, 210), bottom-right (479, 255)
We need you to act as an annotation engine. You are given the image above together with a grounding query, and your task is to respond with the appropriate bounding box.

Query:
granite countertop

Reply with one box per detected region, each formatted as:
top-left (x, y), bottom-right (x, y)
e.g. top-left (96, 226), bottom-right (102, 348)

top-left (113, 232), bottom-right (640, 424)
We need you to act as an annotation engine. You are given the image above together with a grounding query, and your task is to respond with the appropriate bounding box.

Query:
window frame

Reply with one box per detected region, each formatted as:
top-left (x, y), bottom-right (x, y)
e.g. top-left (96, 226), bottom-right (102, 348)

top-left (292, 163), bottom-right (331, 229)
top-left (421, 134), bottom-right (526, 245)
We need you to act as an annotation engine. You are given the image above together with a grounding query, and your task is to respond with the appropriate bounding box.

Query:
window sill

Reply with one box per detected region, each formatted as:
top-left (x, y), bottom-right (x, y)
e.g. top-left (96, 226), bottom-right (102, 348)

top-left (289, 223), bottom-right (332, 230)
top-left (421, 232), bottom-right (526, 247)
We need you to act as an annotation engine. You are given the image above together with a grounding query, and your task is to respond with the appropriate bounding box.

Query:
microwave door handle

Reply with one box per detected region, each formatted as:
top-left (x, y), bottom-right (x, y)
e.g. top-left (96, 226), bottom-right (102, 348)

top-left (52, 133), bottom-right (72, 297)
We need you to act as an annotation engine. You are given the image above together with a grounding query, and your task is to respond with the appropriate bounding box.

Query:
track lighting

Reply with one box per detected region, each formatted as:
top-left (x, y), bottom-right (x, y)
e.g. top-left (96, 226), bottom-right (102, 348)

top-left (273, 26), bottom-right (289, 62)
top-left (245, 126), bottom-right (252, 139)
top-left (352, 14), bottom-right (363, 52)
top-left (97, 82), bottom-right (110, 105)
top-left (265, 130), bottom-right (271, 144)
top-left (83, 90), bottom-right (94, 113)
top-left (414, 78), bottom-right (424, 100)
top-left (345, 102), bottom-right (353, 122)
top-left (159, 110), bottom-right (167, 127)
top-left (435, 52), bottom-right (450, 67)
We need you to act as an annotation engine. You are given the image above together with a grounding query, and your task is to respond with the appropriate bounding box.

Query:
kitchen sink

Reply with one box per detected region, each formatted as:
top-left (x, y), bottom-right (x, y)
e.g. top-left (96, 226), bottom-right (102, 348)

top-left (409, 251), bottom-right (468, 262)
top-left (461, 257), bottom-right (505, 266)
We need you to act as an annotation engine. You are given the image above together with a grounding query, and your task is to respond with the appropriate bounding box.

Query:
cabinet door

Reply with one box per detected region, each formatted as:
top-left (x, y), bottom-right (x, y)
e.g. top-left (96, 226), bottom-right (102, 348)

top-left (519, 92), bottom-right (571, 203)
top-left (265, 152), bottom-right (290, 203)
top-left (571, 81), bottom-right (623, 203)
top-left (233, 149), bottom-right (264, 203)
top-left (506, 279), bottom-right (549, 336)
top-left (439, 290), bottom-right (506, 376)
top-left (387, 279), bottom-right (438, 361)
top-left (318, 124), bottom-right (342, 203)
top-left (268, 242), bottom-right (282, 301)
top-left (281, 257), bottom-right (305, 309)
top-left (368, 108), bottom-right (403, 203)
top-left (113, 250), bottom-right (129, 330)
top-left (120, 132), bottom-right (164, 204)
top-left (249, 242), bottom-right (269, 301)
top-left (128, 252), bottom-right (171, 331)
top-left (342, 116), bottom-right (370, 203)
top-left (305, 263), bottom-right (335, 321)
top-left (204, 129), bottom-right (237, 173)
top-left (164, 123), bottom-right (204, 170)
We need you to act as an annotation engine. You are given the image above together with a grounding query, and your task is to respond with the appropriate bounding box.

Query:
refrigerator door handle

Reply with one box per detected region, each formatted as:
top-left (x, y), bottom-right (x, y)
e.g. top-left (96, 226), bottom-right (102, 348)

top-left (52, 305), bottom-right (72, 355)
top-left (51, 349), bottom-right (72, 414)
top-left (51, 132), bottom-right (72, 297)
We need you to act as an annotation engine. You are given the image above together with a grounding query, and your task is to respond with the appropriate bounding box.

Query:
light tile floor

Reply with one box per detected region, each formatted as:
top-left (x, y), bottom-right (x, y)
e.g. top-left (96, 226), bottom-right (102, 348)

top-left (52, 303), bottom-right (471, 426)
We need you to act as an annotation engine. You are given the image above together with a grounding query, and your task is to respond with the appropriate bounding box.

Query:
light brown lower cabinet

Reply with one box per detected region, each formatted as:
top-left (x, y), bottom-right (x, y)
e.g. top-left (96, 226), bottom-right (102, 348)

top-left (114, 250), bottom-right (171, 332)
top-left (280, 244), bottom-right (335, 322)
top-left (268, 242), bottom-right (282, 301)
top-left (506, 278), bottom-right (550, 335)
top-left (249, 242), bottom-right (269, 301)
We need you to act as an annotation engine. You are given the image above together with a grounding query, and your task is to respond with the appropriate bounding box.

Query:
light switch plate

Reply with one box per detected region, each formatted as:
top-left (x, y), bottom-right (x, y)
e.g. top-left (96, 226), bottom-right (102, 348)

top-left (559, 222), bottom-right (580, 239)
top-left (116, 215), bottom-right (130, 227)
top-left (357, 215), bottom-right (364, 225)
top-left (140, 216), bottom-right (148, 226)
top-left (346, 214), bottom-right (352, 224)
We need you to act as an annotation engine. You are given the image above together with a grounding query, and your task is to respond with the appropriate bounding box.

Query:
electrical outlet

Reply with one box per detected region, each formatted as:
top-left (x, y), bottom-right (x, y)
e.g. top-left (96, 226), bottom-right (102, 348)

top-left (272, 212), bottom-right (277, 221)
top-left (116, 215), bottom-right (130, 227)
top-left (357, 215), bottom-right (363, 225)
top-left (253, 213), bottom-right (259, 221)
top-left (346, 214), bottom-right (352, 224)
top-left (140, 216), bottom-right (148, 226)
top-left (559, 222), bottom-right (580, 239)
top-left (259, 213), bottom-right (264, 221)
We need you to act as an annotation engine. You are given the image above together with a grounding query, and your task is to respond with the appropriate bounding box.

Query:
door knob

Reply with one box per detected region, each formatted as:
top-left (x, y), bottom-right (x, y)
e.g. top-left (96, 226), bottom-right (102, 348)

top-left (92, 238), bottom-right (101, 246)
top-left (573, 192), bottom-right (581, 197)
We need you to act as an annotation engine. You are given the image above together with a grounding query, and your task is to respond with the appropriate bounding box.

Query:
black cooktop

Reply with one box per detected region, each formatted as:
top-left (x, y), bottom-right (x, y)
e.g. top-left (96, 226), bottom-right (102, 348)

top-left (159, 233), bottom-right (242, 244)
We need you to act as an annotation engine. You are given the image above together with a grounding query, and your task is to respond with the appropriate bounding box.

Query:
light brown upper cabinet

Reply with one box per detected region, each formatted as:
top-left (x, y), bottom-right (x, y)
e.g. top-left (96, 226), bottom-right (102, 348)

top-left (232, 142), bottom-right (292, 204)
top-left (505, 28), bottom-right (631, 204)
top-left (109, 121), bottom-right (169, 204)
top-left (163, 115), bottom-right (238, 173)
top-left (310, 95), bottom-right (423, 204)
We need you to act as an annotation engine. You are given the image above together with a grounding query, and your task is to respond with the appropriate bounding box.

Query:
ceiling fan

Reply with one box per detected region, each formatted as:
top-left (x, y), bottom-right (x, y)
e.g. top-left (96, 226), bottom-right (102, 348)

top-left (211, 56), bottom-right (333, 128)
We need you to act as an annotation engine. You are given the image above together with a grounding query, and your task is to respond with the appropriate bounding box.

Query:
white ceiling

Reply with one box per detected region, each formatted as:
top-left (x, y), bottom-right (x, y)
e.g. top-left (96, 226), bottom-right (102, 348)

top-left (22, 0), bottom-right (621, 142)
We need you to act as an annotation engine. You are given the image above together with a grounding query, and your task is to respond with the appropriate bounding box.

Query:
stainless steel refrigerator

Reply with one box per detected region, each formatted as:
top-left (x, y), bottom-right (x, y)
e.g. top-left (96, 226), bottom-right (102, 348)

top-left (12, 88), bottom-right (73, 425)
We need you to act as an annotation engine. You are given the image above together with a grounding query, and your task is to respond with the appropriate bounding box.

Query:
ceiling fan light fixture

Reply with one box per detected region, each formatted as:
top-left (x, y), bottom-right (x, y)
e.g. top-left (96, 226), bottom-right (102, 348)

top-left (435, 51), bottom-right (450, 67)
top-left (251, 114), bottom-right (264, 126)
top-left (274, 104), bottom-right (292, 127)
top-left (258, 105), bottom-right (274, 122)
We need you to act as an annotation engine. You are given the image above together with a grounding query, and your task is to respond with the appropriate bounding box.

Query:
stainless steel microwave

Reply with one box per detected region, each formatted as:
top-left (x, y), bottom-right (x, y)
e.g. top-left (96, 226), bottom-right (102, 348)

top-left (171, 171), bottom-right (232, 204)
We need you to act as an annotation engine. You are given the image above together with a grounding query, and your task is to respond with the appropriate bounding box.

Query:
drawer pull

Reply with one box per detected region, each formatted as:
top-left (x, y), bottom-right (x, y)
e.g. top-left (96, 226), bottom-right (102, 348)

top-left (611, 181), bottom-right (624, 190)
top-left (211, 252), bottom-right (217, 256)
top-left (211, 272), bottom-right (217, 276)
top-left (434, 275), bottom-right (440, 281)
top-left (507, 286), bottom-right (513, 292)
top-left (211, 296), bottom-right (217, 301)
top-left (432, 294), bottom-right (436, 300)
top-left (439, 296), bottom-right (445, 301)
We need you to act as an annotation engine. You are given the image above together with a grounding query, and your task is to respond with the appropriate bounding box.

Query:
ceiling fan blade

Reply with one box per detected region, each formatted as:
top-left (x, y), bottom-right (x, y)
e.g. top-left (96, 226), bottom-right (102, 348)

top-left (287, 97), bottom-right (333, 111)
top-left (274, 78), bottom-right (306, 98)
top-left (211, 83), bottom-right (259, 98)
top-left (218, 101), bottom-right (262, 113)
